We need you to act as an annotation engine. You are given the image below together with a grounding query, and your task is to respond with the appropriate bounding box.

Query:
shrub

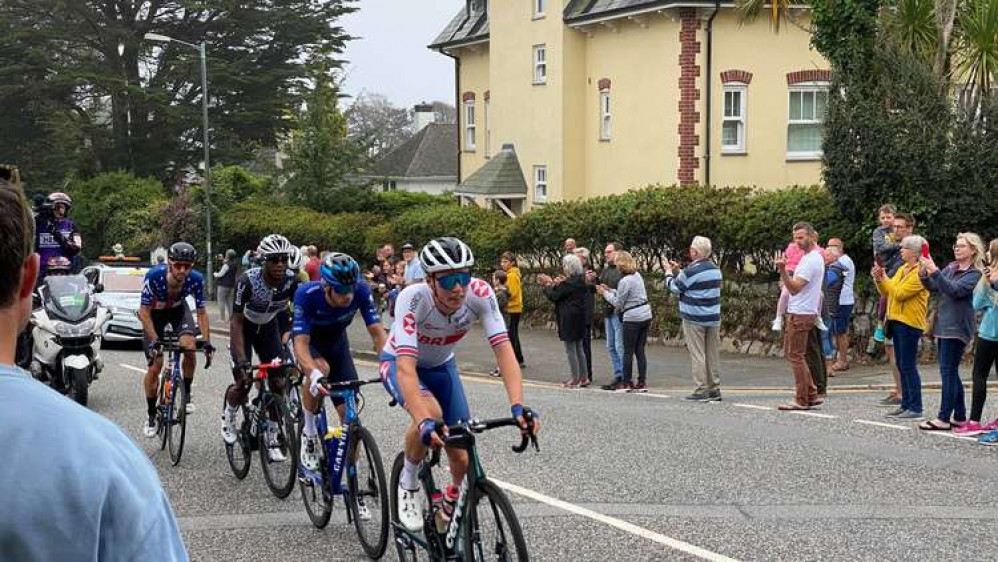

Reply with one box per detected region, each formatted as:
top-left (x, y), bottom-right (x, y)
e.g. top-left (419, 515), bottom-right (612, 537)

top-left (388, 204), bottom-right (512, 272)
top-left (67, 171), bottom-right (166, 258)
top-left (220, 202), bottom-right (377, 260)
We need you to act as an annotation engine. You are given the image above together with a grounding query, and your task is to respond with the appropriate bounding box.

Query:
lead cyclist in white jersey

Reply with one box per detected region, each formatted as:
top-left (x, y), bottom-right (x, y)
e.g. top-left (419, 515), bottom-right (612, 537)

top-left (380, 237), bottom-right (541, 532)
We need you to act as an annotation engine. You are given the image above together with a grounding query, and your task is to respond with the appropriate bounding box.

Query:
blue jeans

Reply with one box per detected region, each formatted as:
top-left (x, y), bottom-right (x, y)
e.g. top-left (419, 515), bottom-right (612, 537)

top-left (937, 338), bottom-right (967, 422)
top-left (891, 321), bottom-right (923, 414)
top-left (821, 320), bottom-right (836, 359)
top-left (605, 315), bottom-right (624, 379)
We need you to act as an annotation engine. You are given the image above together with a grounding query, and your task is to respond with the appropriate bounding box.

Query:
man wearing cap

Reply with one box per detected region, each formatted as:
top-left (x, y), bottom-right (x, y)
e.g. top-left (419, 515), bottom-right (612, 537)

top-left (402, 242), bottom-right (425, 286)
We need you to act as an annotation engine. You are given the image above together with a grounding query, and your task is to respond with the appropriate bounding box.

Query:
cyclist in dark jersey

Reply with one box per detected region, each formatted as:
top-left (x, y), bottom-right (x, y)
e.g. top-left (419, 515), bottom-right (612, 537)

top-left (138, 242), bottom-right (215, 438)
top-left (220, 235), bottom-right (298, 462)
top-left (292, 253), bottom-right (387, 474)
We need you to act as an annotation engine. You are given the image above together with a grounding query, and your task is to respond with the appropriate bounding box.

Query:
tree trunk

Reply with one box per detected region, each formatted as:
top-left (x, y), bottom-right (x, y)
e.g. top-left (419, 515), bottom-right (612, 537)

top-left (934, 0), bottom-right (958, 78)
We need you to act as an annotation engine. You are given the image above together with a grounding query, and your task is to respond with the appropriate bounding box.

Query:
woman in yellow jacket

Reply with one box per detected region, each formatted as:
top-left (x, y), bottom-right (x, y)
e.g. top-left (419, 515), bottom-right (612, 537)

top-left (501, 252), bottom-right (525, 366)
top-left (873, 235), bottom-right (930, 420)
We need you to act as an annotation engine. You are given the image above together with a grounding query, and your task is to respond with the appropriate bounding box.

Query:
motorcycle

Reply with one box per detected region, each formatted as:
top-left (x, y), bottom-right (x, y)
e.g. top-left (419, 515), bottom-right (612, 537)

top-left (29, 275), bottom-right (110, 406)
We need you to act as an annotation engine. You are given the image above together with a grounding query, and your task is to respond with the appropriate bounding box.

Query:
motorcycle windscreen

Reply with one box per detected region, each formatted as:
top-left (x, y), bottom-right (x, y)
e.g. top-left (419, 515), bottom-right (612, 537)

top-left (43, 275), bottom-right (94, 322)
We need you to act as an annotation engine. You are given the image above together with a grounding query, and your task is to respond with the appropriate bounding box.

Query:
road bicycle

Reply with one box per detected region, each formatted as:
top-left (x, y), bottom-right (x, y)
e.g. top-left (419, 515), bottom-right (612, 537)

top-left (389, 413), bottom-right (539, 561)
top-left (153, 326), bottom-right (211, 466)
top-left (224, 358), bottom-right (298, 498)
top-left (298, 376), bottom-right (390, 559)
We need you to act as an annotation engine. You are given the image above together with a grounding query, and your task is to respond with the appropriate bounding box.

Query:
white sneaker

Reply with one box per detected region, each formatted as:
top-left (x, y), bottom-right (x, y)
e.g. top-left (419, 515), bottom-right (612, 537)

top-left (300, 435), bottom-right (321, 471)
top-left (143, 416), bottom-right (157, 438)
top-left (220, 409), bottom-right (238, 445)
top-left (356, 496), bottom-right (372, 521)
top-left (771, 316), bottom-right (783, 332)
top-left (185, 401), bottom-right (196, 415)
top-left (816, 317), bottom-right (829, 332)
top-left (397, 485), bottom-right (423, 532)
top-left (265, 422), bottom-right (286, 462)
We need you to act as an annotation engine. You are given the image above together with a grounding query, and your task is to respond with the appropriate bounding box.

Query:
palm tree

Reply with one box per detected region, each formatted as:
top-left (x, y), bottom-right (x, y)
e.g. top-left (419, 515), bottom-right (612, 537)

top-left (884, 0), bottom-right (938, 60)
top-left (953, 0), bottom-right (998, 111)
top-left (736, 0), bottom-right (810, 31)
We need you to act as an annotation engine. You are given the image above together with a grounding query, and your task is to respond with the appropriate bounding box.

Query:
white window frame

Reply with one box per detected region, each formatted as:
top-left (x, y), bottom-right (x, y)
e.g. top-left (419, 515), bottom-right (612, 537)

top-left (786, 82), bottom-right (829, 160)
top-left (484, 98), bottom-right (491, 158)
top-left (533, 0), bottom-right (546, 19)
top-left (533, 44), bottom-right (547, 85)
top-left (464, 100), bottom-right (476, 151)
top-left (721, 85), bottom-right (746, 154)
top-left (599, 89), bottom-right (611, 141)
top-left (533, 165), bottom-right (548, 203)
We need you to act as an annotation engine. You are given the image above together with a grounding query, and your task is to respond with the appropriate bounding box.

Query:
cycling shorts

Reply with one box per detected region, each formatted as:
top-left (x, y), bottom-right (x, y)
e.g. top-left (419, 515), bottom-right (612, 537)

top-left (276, 308), bottom-right (291, 337)
top-left (309, 334), bottom-right (357, 407)
top-left (230, 319), bottom-right (282, 366)
top-left (145, 304), bottom-right (195, 350)
top-left (379, 354), bottom-right (470, 426)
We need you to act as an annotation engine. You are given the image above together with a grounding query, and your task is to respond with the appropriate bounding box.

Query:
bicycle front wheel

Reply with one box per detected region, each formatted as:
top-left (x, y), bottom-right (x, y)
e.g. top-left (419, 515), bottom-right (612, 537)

top-left (347, 425), bottom-right (389, 559)
top-left (225, 399), bottom-right (252, 480)
top-left (298, 421), bottom-right (332, 528)
top-left (463, 479), bottom-right (529, 562)
top-left (167, 375), bottom-right (188, 466)
top-left (260, 399), bottom-right (296, 498)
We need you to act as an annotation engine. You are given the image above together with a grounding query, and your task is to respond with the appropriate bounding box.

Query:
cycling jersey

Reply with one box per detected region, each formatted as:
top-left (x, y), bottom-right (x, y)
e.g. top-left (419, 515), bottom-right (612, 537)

top-left (382, 279), bottom-right (509, 368)
top-left (140, 265), bottom-right (206, 310)
top-left (232, 267), bottom-right (298, 325)
top-left (291, 281), bottom-right (380, 341)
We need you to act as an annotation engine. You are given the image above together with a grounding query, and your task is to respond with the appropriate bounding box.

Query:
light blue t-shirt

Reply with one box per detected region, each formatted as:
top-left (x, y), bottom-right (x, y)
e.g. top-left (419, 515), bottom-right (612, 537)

top-left (0, 364), bottom-right (187, 561)
top-left (403, 258), bottom-right (425, 284)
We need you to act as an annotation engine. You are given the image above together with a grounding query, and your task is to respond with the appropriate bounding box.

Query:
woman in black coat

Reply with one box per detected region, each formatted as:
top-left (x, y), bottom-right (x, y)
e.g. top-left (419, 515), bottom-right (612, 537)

top-left (540, 253), bottom-right (590, 387)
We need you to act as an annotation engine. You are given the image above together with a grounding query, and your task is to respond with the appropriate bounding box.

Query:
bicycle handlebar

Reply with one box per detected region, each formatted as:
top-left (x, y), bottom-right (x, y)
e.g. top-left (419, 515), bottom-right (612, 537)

top-left (316, 376), bottom-right (383, 390)
top-left (427, 413), bottom-right (539, 467)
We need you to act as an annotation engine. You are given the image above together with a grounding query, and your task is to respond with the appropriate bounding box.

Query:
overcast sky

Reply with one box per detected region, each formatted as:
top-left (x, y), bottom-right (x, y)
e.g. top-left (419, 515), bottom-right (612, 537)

top-left (341, 0), bottom-right (464, 110)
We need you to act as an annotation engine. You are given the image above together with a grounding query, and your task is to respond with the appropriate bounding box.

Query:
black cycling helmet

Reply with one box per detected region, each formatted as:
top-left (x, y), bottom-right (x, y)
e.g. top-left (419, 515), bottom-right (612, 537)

top-left (168, 242), bottom-right (197, 263)
top-left (319, 252), bottom-right (360, 288)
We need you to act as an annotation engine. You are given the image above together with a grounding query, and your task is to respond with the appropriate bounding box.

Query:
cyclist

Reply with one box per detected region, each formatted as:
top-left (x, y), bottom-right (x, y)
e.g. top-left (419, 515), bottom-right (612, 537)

top-left (138, 242), bottom-right (215, 437)
top-left (221, 235), bottom-right (299, 462)
top-left (292, 252), bottom-right (388, 478)
top-left (380, 237), bottom-right (540, 532)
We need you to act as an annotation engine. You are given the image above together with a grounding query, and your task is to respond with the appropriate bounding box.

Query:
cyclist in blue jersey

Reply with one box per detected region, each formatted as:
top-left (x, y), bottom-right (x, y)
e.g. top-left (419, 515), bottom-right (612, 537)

top-left (292, 252), bottom-right (388, 474)
top-left (138, 242), bottom-right (215, 437)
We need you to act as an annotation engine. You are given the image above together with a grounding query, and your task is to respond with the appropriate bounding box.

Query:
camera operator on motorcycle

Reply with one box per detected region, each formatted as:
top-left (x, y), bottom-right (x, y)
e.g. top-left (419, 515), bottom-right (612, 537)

top-left (35, 192), bottom-right (82, 279)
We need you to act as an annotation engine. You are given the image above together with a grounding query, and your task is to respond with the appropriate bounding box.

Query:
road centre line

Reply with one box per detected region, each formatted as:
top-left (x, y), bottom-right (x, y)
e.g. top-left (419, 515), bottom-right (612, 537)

top-left (491, 477), bottom-right (742, 562)
top-left (731, 403), bottom-right (774, 411)
top-left (854, 420), bottom-right (910, 430)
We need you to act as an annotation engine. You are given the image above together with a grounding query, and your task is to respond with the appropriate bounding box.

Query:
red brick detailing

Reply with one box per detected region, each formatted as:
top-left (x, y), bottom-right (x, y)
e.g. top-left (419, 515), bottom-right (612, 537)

top-left (720, 69), bottom-right (753, 84)
top-left (677, 8), bottom-right (701, 187)
top-left (786, 69), bottom-right (832, 85)
top-left (483, 90), bottom-right (490, 100)
top-left (597, 78), bottom-right (612, 90)
top-left (462, 91), bottom-right (476, 102)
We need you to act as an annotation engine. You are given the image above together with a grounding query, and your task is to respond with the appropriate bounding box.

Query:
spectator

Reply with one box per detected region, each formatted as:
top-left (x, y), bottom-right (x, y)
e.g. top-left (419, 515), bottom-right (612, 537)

top-left (966, 242), bottom-right (998, 441)
top-left (874, 235), bottom-right (930, 420)
top-left (377, 243), bottom-right (395, 265)
top-left (819, 248), bottom-right (846, 376)
top-left (304, 246), bottom-right (320, 281)
top-left (574, 247), bottom-right (596, 386)
top-left (401, 242), bottom-right (425, 285)
top-left (597, 251), bottom-right (652, 393)
top-left (665, 236), bottom-right (723, 402)
top-left (242, 248), bottom-right (261, 270)
top-left (490, 270), bottom-right (511, 378)
top-left (917, 233), bottom-right (984, 431)
top-left (0, 180), bottom-right (188, 561)
top-left (564, 238), bottom-right (577, 253)
top-left (775, 222), bottom-right (825, 411)
top-left (213, 248), bottom-right (238, 321)
top-left (540, 254), bottom-right (590, 388)
top-left (598, 242), bottom-right (626, 390)
top-left (772, 236), bottom-right (826, 332)
top-left (500, 252), bottom-right (525, 367)
top-left (826, 238), bottom-right (855, 371)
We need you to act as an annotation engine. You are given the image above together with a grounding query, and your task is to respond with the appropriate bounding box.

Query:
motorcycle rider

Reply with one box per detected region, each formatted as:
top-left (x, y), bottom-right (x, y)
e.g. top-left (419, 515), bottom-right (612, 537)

top-left (35, 192), bottom-right (82, 279)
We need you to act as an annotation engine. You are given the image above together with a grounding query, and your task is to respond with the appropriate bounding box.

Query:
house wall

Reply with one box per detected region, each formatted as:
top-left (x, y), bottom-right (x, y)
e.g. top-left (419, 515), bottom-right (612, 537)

top-left (457, 45), bottom-right (491, 182)
top-left (396, 178), bottom-right (458, 195)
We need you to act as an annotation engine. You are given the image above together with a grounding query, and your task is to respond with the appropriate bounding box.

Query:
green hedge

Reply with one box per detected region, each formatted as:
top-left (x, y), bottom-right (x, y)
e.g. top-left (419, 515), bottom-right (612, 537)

top-left (220, 202), bottom-right (378, 260)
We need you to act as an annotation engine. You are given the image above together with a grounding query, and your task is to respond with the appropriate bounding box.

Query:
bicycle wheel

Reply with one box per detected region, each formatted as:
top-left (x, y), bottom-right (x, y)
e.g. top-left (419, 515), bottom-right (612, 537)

top-left (389, 452), bottom-right (432, 562)
top-left (158, 372), bottom-right (170, 451)
top-left (259, 398), bottom-right (296, 498)
top-left (347, 426), bottom-right (390, 559)
top-left (225, 398), bottom-right (252, 480)
top-left (298, 420), bottom-right (332, 528)
top-left (167, 374), bottom-right (188, 466)
top-left (463, 479), bottom-right (529, 562)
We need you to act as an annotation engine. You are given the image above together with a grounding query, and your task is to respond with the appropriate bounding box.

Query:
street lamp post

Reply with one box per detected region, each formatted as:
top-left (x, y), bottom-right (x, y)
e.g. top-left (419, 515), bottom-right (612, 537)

top-left (143, 33), bottom-right (214, 297)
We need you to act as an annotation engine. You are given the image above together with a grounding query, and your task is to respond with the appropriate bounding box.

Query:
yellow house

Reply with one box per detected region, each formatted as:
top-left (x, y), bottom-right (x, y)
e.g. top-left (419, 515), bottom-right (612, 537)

top-left (430, 0), bottom-right (830, 214)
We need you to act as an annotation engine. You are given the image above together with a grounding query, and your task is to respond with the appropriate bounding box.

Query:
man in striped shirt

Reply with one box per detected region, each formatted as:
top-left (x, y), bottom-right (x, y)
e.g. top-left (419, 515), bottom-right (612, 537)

top-left (665, 236), bottom-right (723, 402)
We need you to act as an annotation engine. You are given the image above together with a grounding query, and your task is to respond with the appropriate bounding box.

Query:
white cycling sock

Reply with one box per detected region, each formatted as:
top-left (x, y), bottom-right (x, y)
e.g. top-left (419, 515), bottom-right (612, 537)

top-left (401, 457), bottom-right (420, 491)
top-left (303, 409), bottom-right (317, 438)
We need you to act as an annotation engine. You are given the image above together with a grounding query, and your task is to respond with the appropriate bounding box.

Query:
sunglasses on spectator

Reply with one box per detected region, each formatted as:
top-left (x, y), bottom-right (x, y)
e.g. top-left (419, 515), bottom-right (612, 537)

top-left (437, 271), bottom-right (471, 291)
top-left (171, 262), bottom-right (193, 272)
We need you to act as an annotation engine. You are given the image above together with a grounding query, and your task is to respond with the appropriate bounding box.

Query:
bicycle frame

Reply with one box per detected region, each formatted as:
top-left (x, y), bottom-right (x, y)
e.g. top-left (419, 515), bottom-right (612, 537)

top-left (159, 344), bottom-right (184, 425)
top-left (298, 386), bottom-right (361, 497)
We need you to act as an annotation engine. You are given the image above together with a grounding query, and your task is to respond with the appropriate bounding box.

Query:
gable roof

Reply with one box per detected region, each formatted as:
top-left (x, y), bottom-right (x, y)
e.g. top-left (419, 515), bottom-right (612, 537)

top-left (429, 2), bottom-right (489, 50)
top-left (454, 144), bottom-right (528, 198)
top-left (372, 123), bottom-right (458, 179)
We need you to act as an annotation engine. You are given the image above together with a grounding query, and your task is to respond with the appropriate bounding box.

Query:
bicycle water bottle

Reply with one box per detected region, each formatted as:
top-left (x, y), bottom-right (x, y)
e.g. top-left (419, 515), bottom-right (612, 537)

top-left (431, 491), bottom-right (447, 534)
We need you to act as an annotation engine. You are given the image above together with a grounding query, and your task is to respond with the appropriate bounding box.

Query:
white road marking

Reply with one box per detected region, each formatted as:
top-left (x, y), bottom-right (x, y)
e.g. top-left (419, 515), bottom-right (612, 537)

top-left (634, 392), bottom-right (672, 399)
top-left (929, 431), bottom-right (979, 442)
top-left (732, 403), bottom-right (774, 411)
top-left (492, 478), bottom-right (742, 562)
top-left (854, 420), bottom-right (909, 430)
top-left (788, 411), bottom-right (837, 419)
top-left (120, 364), bottom-right (145, 373)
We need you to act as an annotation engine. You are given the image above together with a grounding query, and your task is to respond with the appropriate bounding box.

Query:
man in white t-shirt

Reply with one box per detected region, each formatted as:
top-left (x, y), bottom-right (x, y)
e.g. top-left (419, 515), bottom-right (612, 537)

top-left (827, 238), bottom-right (855, 371)
top-left (775, 222), bottom-right (825, 410)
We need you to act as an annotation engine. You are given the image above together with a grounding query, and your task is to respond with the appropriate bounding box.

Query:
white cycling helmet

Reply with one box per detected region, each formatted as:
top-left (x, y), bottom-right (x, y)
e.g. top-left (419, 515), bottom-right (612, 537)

top-left (288, 245), bottom-right (305, 270)
top-left (419, 237), bottom-right (475, 274)
top-left (257, 234), bottom-right (294, 259)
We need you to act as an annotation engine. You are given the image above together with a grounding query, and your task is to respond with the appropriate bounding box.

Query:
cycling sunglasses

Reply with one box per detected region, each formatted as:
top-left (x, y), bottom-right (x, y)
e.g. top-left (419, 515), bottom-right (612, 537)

top-left (265, 254), bottom-right (290, 263)
top-left (436, 271), bottom-right (471, 291)
top-left (325, 283), bottom-right (355, 295)
top-left (171, 262), bottom-right (193, 272)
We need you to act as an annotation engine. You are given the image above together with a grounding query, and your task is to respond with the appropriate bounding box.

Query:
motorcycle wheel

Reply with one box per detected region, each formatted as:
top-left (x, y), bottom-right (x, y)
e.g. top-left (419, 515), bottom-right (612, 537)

top-left (69, 368), bottom-right (89, 407)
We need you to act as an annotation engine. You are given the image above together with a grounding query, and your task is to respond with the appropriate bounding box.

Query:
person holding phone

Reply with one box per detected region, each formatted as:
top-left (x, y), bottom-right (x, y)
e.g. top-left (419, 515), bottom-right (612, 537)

top-left (955, 239), bottom-right (998, 438)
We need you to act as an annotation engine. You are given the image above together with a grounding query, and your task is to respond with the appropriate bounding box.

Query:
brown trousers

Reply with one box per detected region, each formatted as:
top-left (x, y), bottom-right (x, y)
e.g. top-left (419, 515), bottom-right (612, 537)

top-left (784, 314), bottom-right (819, 406)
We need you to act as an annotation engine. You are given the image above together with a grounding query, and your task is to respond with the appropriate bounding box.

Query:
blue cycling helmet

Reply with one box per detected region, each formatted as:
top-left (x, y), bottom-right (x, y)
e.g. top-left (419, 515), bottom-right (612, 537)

top-left (319, 252), bottom-right (360, 288)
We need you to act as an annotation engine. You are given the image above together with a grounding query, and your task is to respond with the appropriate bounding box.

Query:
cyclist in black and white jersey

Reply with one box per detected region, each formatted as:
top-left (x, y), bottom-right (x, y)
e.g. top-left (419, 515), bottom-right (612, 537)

top-left (221, 234), bottom-right (298, 462)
